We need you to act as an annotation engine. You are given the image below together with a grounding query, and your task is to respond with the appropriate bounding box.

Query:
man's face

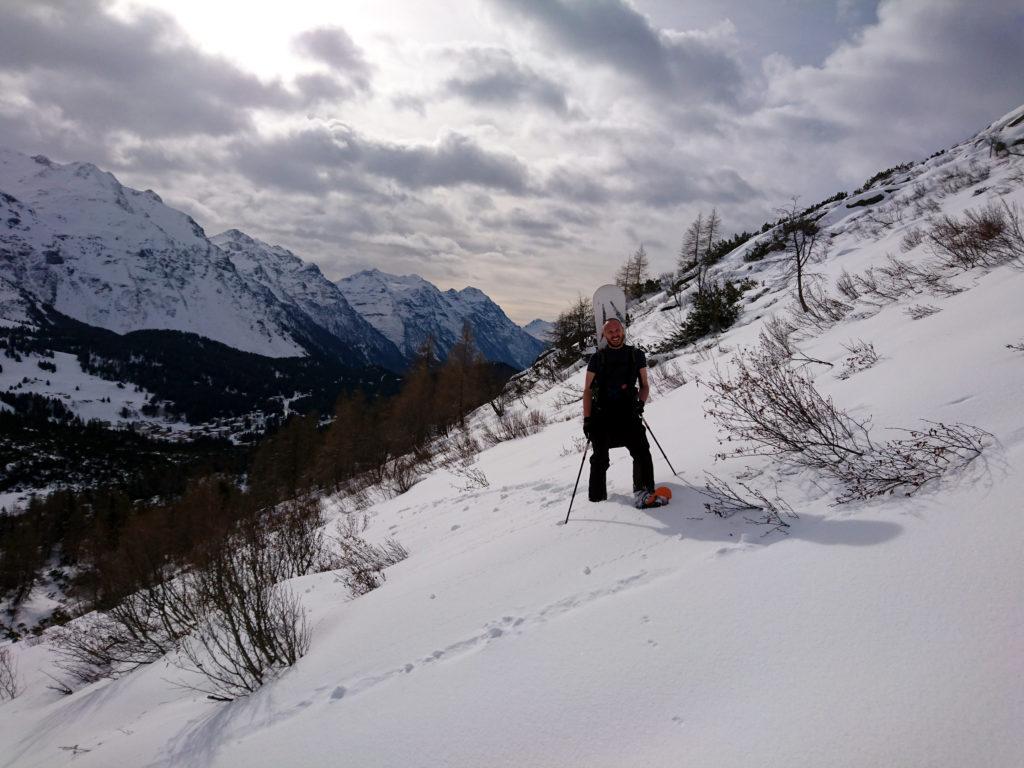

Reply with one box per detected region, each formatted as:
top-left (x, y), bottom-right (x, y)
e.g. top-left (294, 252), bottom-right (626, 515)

top-left (603, 320), bottom-right (625, 348)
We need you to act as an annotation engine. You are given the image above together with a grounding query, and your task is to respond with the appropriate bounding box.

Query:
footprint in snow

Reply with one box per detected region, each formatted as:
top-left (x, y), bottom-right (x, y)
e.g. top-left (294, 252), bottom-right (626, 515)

top-left (330, 686), bottom-right (347, 701)
top-left (450, 524), bottom-right (461, 531)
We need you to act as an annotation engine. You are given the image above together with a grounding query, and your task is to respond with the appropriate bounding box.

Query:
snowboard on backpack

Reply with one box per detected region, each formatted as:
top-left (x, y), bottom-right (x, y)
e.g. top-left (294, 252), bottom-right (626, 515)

top-left (592, 284), bottom-right (628, 349)
top-left (634, 486), bottom-right (672, 509)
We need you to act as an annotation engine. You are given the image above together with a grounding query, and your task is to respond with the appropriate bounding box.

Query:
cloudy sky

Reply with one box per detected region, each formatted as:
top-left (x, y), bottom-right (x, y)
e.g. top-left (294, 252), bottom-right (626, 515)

top-left (1, 0), bottom-right (1021, 323)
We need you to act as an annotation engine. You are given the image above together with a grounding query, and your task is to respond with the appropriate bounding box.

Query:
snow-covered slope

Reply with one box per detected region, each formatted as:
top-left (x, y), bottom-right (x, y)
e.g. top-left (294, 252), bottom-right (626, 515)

top-left (337, 268), bottom-right (545, 369)
top-left (211, 230), bottom-right (406, 371)
top-left (3, 107), bottom-right (1023, 767)
top-left (0, 149), bottom-right (307, 357)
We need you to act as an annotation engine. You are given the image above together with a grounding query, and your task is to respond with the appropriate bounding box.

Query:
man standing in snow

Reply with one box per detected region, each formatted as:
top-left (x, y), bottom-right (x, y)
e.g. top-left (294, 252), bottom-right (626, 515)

top-left (582, 318), bottom-right (655, 506)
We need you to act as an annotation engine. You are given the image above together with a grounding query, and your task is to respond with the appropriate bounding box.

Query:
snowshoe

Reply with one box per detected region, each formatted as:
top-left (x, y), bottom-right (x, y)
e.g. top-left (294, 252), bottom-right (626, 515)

top-left (634, 486), bottom-right (672, 509)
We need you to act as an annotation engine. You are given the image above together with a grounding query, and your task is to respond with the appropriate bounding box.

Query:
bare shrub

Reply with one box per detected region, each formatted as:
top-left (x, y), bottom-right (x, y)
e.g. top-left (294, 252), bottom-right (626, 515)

top-left (913, 197), bottom-right (942, 217)
top-left (649, 360), bottom-right (688, 394)
top-left (177, 534), bottom-right (311, 700)
top-left (935, 162), bottom-right (988, 197)
top-left (705, 344), bottom-right (991, 502)
top-left (271, 496), bottom-right (339, 578)
top-left (700, 473), bottom-right (797, 534)
top-left (759, 315), bottom-right (799, 364)
top-left (559, 436), bottom-right (588, 457)
top-left (0, 645), bottom-right (21, 699)
top-left (438, 426), bottom-right (480, 467)
top-left (551, 384), bottom-right (582, 409)
top-left (1008, 340), bottom-right (1024, 352)
top-left (481, 409), bottom-right (548, 446)
top-left (802, 282), bottom-right (852, 324)
top-left (836, 423), bottom-right (990, 503)
top-left (334, 521), bottom-right (409, 597)
top-left (381, 455), bottom-right (425, 496)
top-left (438, 429), bottom-right (490, 490)
top-left (706, 349), bottom-right (873, 469)
top-left (51, 574), bottom-right (200, 687)
top-left (835, 270), bottom-right (861, 301)
top-left (926, 200), bottom-right (1024, 270)
top-left (900, 227), bottom-right (925, 252)
top-left (837, 340), bottom-right (880, 380)
top-left (905, 304), bottom-right (941, 320)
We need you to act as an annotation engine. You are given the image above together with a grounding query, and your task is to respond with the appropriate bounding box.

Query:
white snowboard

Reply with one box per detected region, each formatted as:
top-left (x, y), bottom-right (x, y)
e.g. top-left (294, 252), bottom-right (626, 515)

top-left (592, 284), bottom-right (627, 349)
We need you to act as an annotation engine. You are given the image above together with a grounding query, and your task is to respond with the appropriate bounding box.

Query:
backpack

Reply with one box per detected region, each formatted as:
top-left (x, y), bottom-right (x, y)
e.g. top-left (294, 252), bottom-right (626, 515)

top-left (590, 346), bottom-right (641, 414)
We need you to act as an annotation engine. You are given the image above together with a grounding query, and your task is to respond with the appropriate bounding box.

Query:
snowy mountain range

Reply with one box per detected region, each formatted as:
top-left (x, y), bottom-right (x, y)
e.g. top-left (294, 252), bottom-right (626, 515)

top-left (0, 150), bottom-right (308, 358)
top-left (209, 229), bottom-right (406, 371)
top-left (337, 268), bottom-right (544, 369)
top-left (0, 148), bottom-right (543, 426)
top-left (0, 148), bottom-right (540, 373)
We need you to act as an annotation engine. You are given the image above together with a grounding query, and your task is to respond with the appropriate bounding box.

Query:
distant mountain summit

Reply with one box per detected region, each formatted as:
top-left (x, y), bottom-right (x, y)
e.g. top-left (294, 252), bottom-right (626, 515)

top-left (337, 269), bottom-right (544, 369)
top-left (211, 230), bottom-right (405, 371)
top-left (0, 149), bottom-right (308, 358)
top-left (522, 318), bottom-right (553, 343)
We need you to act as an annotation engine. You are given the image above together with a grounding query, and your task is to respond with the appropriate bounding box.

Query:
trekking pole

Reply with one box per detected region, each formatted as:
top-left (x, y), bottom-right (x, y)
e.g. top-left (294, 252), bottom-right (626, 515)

top-left (642, 418), bottom-right (680, 478)
top-left (563, 440), bottom-right (590, 525)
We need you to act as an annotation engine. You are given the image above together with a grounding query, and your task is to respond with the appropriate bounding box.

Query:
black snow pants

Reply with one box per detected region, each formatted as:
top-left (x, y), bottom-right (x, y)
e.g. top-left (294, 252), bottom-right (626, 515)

top-left (588, 411), bottom-right (655, 502)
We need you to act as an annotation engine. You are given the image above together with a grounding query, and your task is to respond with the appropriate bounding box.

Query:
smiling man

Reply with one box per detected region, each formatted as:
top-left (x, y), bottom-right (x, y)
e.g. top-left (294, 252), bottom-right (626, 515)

top-left (582, 318), bottom-right (656, 507)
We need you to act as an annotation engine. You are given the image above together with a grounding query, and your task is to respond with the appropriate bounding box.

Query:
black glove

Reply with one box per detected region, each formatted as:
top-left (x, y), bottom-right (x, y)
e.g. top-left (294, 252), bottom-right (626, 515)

top-left (634, 399), bottom-right (646, 417)
top-left (583, 416), bottom-right (593, 441)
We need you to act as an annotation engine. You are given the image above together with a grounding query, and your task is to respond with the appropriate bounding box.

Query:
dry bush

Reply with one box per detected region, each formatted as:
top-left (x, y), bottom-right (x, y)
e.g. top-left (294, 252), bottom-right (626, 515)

top-left (270, 496), bottom-right (339, 578)
top-left (334, 517), bottom-right (409, 597)
top-left (935, 162), bottom-right (989, 196)
top-left (837, 340), bottom-right (880, 380)
top-left (904, 304), bottom-right (941, 320)
top-left (649, 360), bottom-right (688, 394)
top-left (381, 455), bottom-right (425, 496)
top-left (706, 349), bottom-right (873, 470)
top-left (704, 343), bottom-right (991, 502)
top-left (559, 436), bottom-right (589, 457)
top-left (53, 498), bottom-right (330, 697)
top-left (51, 574), bottom-right (200, 687)
top-left (0, 645), bottom-right (20, 700)
top-left (177, 533), bottom-right (311, 700)
top-left (852, 255), bottom-right (959, 305)
top-left (759, 315), bottom-right (799, 364)
top-left (900, 227), bottom-right (925, 252)
top-left (1008, 340), bottom-right (1024, 352)
top-left (799, 281), bottom-right (852, 325)
top-left (481, 409), bottom-right (548, 446)
top-left (700, 473), bottom-right (797, 534)
top-left (551, 384), bottom-right (582, 409)
top-left (438, 429), bottom-right (490, 490)
top-left (835, 422), bottom-right (990, 503)
top-left (835, 270), bottom-right (861, 302)
top-left (926, 200), bottom-right (1024, 270)
top-left (913, 197), bottom-right (942, 217)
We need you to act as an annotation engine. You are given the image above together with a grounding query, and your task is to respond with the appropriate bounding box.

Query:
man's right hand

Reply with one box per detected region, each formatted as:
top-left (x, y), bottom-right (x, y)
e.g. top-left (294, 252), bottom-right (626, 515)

top-left (583, 416), bottom-right (593, 441)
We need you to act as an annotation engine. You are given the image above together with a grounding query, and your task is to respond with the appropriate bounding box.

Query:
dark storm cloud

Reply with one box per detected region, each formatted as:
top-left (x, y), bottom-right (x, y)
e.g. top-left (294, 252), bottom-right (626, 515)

top-left (443, 48), bottom-right (571, 115)
top-left (0, 0), bottom-right (297, 140)
top-left (487, 0), bottom-right (744, 102)
top-left (232, 125), bottom-right (531, 194)
top-left (292, 26), bottom-right (373, 92)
